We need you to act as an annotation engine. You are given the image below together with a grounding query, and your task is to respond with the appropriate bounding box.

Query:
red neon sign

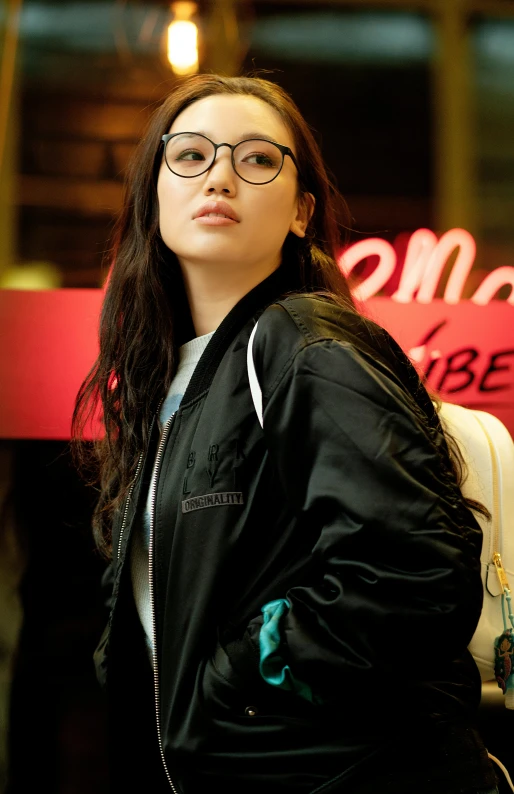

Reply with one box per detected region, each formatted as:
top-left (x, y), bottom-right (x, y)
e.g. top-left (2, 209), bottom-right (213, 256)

top-left (0, 228), bottom-right (512, 439)
top-left (340, 227), bottom-right (514, 304)
top-left (338, 228), bottom-right (513, 434)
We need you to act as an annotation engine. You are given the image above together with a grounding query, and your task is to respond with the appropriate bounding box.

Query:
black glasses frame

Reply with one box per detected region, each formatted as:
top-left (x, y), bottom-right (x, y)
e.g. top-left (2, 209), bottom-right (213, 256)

top-left (161, 132), bottom-right (303, 186)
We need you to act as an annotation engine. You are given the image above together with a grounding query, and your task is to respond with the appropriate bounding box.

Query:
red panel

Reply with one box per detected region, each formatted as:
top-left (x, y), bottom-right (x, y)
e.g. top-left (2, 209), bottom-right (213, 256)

top-left (0, 289), bottom-right (102, 439)
top-left (0, 289), bottom-right (513, 439)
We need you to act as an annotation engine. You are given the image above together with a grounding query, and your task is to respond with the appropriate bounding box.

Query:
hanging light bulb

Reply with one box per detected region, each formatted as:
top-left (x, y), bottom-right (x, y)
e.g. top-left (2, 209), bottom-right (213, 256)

top-left (167, 2), bottom-right (199, 75)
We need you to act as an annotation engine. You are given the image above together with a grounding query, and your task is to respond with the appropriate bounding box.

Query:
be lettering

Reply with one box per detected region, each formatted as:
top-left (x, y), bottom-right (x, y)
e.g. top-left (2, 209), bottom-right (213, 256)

top-left (412, 324), bottom-right (514, 394)
top-left (425, 349), bottom-right (514, 393)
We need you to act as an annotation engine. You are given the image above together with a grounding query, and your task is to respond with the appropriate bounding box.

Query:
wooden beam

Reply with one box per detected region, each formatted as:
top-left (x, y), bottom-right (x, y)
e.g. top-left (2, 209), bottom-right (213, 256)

top-left (254, 0), bottom-right (514, 15)
top-left (17, 175), bottom-right (123, 215)
top-left (0, 0), bottom-right (21, 171)
top-left (0, 0), bottom-right (22, 277)
top-left (432, 0), bottom-right (477, 234)
top-left (201, 0), bottom-right (248, 75)
top-left (464, 0), bottom-right (514, 16)
top-left (254, 0), bottom-right (432, 8)
top-left (346, 195), bottom-right (431, 231)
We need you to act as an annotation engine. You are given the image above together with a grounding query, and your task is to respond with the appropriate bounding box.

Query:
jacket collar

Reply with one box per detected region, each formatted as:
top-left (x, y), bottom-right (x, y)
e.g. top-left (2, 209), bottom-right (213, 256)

top-left (180, 266), bottom-right (289, 406)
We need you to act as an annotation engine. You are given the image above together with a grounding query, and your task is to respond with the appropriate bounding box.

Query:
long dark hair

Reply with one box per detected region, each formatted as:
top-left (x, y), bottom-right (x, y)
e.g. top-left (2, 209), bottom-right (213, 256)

top-left (72, 74), bottom-right (357, 557)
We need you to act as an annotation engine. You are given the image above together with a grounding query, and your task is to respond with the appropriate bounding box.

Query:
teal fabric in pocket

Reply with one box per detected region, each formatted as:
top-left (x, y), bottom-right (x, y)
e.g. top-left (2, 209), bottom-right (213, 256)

top-left (259, 598), bottom-right (322, 704)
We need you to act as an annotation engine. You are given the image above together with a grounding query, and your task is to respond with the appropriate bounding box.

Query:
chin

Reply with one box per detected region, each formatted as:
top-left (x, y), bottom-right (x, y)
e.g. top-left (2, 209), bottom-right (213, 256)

top-left (180, 243), bottom-right (245, 267)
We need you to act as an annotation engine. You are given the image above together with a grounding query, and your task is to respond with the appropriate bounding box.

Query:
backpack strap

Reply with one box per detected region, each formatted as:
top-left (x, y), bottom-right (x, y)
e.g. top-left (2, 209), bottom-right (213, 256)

top-left (247, 322), bottom-right (263, 429)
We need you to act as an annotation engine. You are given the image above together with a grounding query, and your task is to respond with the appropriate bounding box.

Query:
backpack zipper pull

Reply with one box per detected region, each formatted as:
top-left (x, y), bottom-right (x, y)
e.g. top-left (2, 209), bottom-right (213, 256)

top-left (493, 552), bottom-right (510, 592)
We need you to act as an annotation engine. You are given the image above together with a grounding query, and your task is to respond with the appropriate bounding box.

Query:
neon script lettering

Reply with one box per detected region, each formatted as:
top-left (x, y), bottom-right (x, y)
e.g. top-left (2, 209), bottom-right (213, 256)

top-left (339, 228), bottom-right (514, 305)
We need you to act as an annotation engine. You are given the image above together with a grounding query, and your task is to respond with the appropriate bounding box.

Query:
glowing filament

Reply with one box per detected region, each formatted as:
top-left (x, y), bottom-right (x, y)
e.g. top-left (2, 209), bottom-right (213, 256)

top-left (167, 20), bottom-right (198, 75)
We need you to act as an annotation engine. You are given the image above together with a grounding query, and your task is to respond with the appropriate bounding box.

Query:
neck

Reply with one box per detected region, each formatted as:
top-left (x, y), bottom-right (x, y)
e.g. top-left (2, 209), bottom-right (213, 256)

top-left (181, 260), bottom-right (280, 337)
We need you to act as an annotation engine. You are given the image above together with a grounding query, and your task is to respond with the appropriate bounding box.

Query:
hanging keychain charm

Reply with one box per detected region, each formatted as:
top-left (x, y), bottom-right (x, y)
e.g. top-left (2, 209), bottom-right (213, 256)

top-left (493, 556), bottom-right (514, 710)
top-left (494, 628), bottom-right (514, 707)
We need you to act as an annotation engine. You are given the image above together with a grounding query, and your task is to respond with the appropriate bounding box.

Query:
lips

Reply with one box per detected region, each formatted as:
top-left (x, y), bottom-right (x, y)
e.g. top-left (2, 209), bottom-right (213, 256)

top-left (194, 201), bottom-right (240, 222)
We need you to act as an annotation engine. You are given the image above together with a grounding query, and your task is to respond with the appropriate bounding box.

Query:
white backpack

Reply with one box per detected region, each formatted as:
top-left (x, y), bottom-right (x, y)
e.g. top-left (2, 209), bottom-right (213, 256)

top-left (247, 323), bottom-right (514, 698)
top-left (437, 403), bottom-right (514, 688)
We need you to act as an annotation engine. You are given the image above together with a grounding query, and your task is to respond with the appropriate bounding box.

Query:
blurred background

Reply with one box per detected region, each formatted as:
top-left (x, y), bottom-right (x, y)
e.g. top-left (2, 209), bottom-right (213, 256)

top-left (1, 0), bottom-right (513, 792)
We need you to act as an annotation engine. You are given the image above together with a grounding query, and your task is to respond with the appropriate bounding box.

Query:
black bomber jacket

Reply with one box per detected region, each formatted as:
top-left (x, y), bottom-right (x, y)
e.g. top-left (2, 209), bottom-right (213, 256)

top-left (96, 268), bottom-right (496, 794)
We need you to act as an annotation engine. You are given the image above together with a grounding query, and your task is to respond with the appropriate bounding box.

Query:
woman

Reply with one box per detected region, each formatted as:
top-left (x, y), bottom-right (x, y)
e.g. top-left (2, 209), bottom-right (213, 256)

top-left (73, 74), bottom-right (498, 794)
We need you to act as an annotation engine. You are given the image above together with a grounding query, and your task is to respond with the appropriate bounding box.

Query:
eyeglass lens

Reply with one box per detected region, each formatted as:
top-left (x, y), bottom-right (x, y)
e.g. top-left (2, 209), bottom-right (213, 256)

top-left (164, 134), bottom-right (284, 184)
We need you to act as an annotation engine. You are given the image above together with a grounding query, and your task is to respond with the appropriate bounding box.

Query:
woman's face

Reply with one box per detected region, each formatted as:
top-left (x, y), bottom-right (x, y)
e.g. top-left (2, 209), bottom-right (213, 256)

top-left (157, 94), bottom-right (311, 279)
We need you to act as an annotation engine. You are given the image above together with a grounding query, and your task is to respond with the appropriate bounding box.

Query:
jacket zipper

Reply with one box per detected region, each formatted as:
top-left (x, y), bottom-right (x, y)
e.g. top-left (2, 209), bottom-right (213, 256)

top-left (116, 452), bottom-right (144, 561)
top-left (149, 411), bottom-right (180, 793)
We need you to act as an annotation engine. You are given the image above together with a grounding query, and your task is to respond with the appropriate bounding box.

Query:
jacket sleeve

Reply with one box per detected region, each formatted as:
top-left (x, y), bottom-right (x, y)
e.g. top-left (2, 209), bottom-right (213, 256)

top-left (252, 337), bottom-right (483, 700)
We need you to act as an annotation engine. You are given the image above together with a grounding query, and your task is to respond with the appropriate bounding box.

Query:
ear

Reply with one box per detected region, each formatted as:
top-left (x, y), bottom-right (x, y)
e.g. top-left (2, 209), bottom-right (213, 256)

top-left (289, 192), bottom-right (315, 238)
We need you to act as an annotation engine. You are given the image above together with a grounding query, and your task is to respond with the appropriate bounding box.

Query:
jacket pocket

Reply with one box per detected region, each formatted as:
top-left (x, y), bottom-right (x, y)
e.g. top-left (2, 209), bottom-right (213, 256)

top-left (202, 641), bottom-right (259, 718)
top-left (202, 641), bottom-right (320, 727)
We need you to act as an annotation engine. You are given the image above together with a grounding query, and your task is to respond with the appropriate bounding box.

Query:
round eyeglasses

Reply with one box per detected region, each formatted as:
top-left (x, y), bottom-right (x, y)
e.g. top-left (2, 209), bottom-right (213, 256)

top-left (161, 132), bottom-right (302, 186)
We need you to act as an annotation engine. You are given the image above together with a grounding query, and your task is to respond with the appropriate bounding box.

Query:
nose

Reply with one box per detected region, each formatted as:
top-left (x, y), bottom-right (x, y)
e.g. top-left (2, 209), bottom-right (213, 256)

top-left (203, 144), bottom-right (237, 196)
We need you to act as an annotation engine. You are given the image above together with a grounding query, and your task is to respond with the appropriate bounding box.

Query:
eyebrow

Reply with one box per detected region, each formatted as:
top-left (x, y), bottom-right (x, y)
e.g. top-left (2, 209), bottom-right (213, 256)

top-left (237, 131), bottom-right (280, 143)
top-left (176, 130), bottom-right (281, 144)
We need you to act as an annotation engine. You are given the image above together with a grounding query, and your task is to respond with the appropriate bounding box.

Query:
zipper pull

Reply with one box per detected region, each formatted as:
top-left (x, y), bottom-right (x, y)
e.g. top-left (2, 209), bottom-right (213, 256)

top-left (493, 552), bottom-right (511, 592)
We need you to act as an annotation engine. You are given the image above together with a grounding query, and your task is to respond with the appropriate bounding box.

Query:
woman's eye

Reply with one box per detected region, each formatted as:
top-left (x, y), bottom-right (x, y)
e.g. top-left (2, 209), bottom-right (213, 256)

top-left (176, 149), bottom-right (205, 162)
top-left (244, 152), bottom-right (275, 167)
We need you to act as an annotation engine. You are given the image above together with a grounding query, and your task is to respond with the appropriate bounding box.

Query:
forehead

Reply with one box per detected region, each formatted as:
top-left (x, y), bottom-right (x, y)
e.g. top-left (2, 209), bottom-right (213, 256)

top-left (168, 94), bottom-right (294, 147)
